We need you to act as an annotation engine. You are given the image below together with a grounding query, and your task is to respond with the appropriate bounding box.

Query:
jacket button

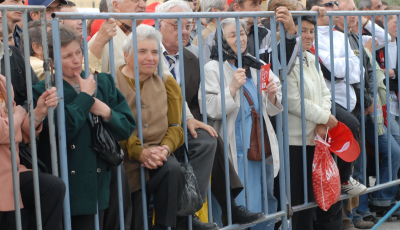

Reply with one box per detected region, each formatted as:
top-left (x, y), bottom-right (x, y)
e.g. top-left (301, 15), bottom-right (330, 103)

top-left (141, 105), bottom-right (146, 109)
top-left (71, 145), bottom-right (75, 149)
top-left (143, 124), bottom-right (148, 128)
top-left (71, 171), bottom-right (75, 175)
top-left (97, 168), bottom-right (101, 173)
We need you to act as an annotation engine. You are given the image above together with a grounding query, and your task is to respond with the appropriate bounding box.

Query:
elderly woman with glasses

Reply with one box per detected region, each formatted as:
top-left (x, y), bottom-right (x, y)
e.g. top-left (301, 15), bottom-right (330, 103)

top-left (115, 24), bottom-right (187, 230)
top-left (200, 18), bottom-right (283, 230)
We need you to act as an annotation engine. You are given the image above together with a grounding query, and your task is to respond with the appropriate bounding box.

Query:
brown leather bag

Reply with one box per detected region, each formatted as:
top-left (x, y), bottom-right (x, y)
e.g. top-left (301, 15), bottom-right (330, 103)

top-left (243, 90), bottom-right (272, 161)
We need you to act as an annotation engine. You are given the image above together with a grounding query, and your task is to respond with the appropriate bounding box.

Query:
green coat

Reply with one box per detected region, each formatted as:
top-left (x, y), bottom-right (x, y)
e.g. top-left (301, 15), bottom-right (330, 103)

top-left (33, 71), bottom-right (135, 216)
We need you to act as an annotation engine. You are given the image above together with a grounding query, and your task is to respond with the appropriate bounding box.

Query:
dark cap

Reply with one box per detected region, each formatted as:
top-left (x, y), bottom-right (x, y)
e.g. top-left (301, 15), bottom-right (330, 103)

top-left (29, 0), bottom-right (67, 7)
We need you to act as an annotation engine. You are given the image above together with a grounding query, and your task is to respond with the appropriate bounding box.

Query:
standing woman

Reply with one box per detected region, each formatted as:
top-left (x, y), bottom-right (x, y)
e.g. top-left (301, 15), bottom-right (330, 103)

top-left (286, 16), bottom-right (337, 230)
top-left (201, 18), bottom-right (283, 230)
top-left (33, 26), bottom-right (135, 230)
top-left (0, 73), bottom-right (65, 230)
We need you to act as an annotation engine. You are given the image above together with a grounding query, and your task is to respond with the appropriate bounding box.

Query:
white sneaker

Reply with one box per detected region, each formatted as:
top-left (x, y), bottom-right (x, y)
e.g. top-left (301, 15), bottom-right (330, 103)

top-left (341, 177), bottom-right (367, 196)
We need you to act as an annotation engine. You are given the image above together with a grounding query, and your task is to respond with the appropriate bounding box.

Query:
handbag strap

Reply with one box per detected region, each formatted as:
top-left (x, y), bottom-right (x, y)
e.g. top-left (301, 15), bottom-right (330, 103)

top-left (90, 74), bottom-right (98, 126)
top-left (243, 89), bottom-right (255, 107)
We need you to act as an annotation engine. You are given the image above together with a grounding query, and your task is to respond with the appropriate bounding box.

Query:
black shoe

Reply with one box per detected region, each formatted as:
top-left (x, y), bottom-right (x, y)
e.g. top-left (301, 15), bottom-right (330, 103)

top-left (152, 224), bottom-right (169, 230)
top-left (174, 215), bottom-right (218, 230)
top-left (230, 203), bottom-right (265, 224)
top-left (369, 204), bottom-right (389, 213)
top-left (362, 214), bottom-right (379, 224)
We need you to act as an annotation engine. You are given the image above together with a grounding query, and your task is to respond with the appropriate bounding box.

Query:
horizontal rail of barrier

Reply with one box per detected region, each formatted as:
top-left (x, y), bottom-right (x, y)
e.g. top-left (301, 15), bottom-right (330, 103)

top-left (1, 6), bottom-right (400, 230)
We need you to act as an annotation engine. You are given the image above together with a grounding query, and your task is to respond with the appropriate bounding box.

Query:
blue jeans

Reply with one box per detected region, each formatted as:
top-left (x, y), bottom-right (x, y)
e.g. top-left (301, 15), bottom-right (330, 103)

top-left (358, 115), bottom-right (400, 214)
top-left (235, 155), bottom-right (277, 230)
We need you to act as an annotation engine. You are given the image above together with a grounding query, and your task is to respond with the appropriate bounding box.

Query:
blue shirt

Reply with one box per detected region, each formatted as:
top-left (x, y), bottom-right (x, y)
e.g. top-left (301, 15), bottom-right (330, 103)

top-left (230, 64), bottom-right (260, 155)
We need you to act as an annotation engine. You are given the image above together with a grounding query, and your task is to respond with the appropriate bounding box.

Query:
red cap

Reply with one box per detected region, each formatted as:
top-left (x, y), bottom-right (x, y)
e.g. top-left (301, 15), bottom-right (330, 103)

top-left (141, 2), bottom-right (160, 27)
top-left (228, 0), bottom-right (235, 6)
top-left (327, 122), bottom-right (360, 162)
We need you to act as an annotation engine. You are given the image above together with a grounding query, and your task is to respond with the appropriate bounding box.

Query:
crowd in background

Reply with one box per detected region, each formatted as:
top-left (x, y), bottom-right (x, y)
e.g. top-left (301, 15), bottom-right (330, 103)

top-left (0, 0), bottom-right (399, 229)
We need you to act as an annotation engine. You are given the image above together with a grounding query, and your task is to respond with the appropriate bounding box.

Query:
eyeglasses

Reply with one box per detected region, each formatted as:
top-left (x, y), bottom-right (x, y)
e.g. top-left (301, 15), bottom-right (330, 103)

top-left (318, 1), bottom-right (339, 8)
top-left (161, 20), bottom-right (194, 32)
top-left (46, 4), bottom-right (63, 13)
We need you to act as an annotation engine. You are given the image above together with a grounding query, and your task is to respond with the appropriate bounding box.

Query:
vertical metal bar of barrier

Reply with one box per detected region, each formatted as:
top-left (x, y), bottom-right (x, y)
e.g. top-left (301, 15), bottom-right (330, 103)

top-left (2, 9), bottom-right (22, 230)
top-left (270, 16), bottom-right (288, 230)
top-left (344, 16), bottom-right (350, 112)
top-left (81, 19), bottom-right (100, 230)
top-left (371, 16), bottom-right (380, 184)
top-left (398, 15), bottom-right (400, 133)
top-left (357, 15), bottom-right (367, 185)
top-left (384, 15), bottom-right (392, 181)
top-left (22, 10), bottom-right (43, 230)
top-left (195, 17), bottom-right (213, 223)
top-left (177, 18), bottom-right (192, 230)
top-left (40, 8), bottom-right (58, 177)
top-left (235, 17), bottom-right (249, 209)
top-left (314, 15), bottom-right (320, 72)
top-left (254, 16), bottom-right (269, 215)
top-left (278, 22), bottom-right (291, 212)
top-left (297, 17), bottom-right (308, 204)
top-left (155, 19), bottom-right (163, 78)
top-left (52, 18), bottom-right (72, 230)
top-left (107, 36), bottom-right (126, 230)
top-left (131, 19), bottom-right (149, 230)
top-left (329, 16), bottom-right (336, 116)
top-left (216, 17), bottom-right (232, 226)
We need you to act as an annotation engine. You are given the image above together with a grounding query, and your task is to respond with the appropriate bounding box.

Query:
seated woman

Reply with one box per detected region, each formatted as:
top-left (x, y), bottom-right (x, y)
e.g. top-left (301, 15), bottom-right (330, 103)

top-left (201, 18), bottom-right (283, 230)
top-left (286, 16), bottom-right (338, 230)
top-left (115, 25), bottom-right (186, 230)
top-left (0, 74), bottom-right (65, 230)
top-left (33, 25), bottom-right (135, 230)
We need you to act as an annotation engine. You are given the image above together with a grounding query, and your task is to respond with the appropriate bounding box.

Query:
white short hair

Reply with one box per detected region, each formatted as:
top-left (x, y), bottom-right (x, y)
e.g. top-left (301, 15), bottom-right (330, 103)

top-left (221, 18), bottom-right (247, 37)
top-left (155, 0), bottom-right (193, 13)
top-left (123, 24), bottom-right (162, 55)
top-left (200, 0), bottom-right (226, 23)
top-left (106, 0), bottom-right (123, 12)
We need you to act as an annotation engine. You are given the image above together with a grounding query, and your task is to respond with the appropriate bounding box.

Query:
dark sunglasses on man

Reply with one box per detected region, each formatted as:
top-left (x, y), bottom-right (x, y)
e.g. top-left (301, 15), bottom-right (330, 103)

top-left (318, 1), bottom-right (339, 8)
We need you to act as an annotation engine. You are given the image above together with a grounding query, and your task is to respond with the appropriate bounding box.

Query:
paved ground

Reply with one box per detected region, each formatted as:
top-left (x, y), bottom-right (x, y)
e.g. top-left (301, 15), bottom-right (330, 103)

top-left (376, 217), bottom-right (400, 229)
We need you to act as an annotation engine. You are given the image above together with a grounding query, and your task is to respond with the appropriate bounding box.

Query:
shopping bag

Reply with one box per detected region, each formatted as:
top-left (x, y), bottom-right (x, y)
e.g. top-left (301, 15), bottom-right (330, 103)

top-left (312, 134), bottom-right (341, 211)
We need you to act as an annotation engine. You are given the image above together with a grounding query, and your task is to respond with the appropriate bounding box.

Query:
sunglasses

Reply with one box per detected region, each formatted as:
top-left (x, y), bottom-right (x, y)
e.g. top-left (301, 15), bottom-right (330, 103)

top-left (318, 1), bottom-right (339, 8)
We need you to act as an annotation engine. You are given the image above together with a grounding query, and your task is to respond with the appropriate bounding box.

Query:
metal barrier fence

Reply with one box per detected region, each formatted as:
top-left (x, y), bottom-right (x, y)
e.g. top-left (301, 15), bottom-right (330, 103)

top-left (1, 5), bottom-right (400, 230)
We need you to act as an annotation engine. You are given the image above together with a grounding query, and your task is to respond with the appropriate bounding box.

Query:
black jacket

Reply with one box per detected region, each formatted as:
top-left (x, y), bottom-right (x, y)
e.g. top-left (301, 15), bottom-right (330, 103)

top-left (375, 38), bottom-right (398, 93)
top-left (246, 25), bottom-right (299, 76)
top-left (1, 46), bottom-right (39, 108)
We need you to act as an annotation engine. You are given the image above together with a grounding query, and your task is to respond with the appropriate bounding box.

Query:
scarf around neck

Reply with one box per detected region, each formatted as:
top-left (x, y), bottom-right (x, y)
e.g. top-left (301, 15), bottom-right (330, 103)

top-left (210, 27), bottom-right (263, 74)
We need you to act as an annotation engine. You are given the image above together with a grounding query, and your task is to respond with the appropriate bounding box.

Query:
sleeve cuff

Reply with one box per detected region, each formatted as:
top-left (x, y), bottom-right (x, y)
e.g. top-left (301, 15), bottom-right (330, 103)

top-left (74, 92), bottom-right (95, 115)
top-left (129, 145), bottom-right (144, 161)
top-left (285, 31), bottom-right (299, 40)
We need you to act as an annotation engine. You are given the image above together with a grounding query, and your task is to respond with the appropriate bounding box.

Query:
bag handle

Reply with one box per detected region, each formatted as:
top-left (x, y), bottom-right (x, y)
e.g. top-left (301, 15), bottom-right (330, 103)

top-left (90, 74), bottom-right (98, 126)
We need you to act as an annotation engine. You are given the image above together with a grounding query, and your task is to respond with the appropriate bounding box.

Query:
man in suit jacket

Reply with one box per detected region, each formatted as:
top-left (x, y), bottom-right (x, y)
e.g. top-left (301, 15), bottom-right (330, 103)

top-left (158, 1), bottom-right (265, 228)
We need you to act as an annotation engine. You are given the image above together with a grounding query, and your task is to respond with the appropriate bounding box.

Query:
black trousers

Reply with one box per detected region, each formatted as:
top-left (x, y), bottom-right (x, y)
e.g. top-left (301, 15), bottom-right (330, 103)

top-left (103, 165), bottom-right (132, 230)
top-left (147, 155), bottom-right (185, 228)
top-left (0, 171), bottom-right (65, 230)
top-left (289, 145), bottom-right (315, 230)
top-left (71, 210), bottom-right (105, 230)
top-left (211, 136), bottom-right (244, 207)
top-left (334, 103), bottom-right (359, 183)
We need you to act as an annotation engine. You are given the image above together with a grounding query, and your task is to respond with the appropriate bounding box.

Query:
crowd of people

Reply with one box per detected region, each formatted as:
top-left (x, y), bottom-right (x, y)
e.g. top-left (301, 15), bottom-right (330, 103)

top-left (0, 0), bottom-right (399, 229)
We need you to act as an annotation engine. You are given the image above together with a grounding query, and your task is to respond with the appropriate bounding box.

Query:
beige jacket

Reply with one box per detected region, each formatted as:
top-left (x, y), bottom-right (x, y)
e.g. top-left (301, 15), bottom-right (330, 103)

top-left (287, 52), bottom-right (331, 146)
top-left (199, 58), bottom-right (283, 177)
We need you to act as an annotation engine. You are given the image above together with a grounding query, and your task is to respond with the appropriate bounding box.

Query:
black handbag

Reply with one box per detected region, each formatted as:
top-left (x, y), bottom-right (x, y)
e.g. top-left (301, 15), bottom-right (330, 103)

top-left (176, 146), bottom-right (203, 216)
top-left (19, 142), bottom-right (48, 173)
top-left (91, 75), bottom-right (124, 167)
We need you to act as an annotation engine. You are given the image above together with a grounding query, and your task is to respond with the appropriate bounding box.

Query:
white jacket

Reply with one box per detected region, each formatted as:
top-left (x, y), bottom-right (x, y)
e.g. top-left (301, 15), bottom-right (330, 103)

top-left (199, 58), bottom-right (283, 177)
top-left (287, 52), bottom-right (332, 146)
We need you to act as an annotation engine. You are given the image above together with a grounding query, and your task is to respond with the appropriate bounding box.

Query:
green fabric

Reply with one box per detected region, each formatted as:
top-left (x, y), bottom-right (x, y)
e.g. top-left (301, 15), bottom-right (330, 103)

top-left (33, 71), bottom-right (135, 216)
top-left (365, 49), bottom-right (386, 136)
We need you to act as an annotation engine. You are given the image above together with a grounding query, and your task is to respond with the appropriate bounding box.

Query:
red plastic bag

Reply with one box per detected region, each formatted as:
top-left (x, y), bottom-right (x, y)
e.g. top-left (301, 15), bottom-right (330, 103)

top-left (312, 135), bottom-right (341, 211)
